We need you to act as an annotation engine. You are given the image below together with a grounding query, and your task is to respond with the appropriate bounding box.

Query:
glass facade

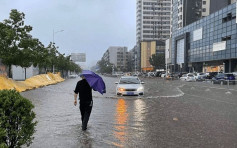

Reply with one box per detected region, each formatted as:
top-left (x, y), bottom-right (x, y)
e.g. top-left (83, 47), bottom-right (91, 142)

top-left (171, 3), bottom-right (237, 72)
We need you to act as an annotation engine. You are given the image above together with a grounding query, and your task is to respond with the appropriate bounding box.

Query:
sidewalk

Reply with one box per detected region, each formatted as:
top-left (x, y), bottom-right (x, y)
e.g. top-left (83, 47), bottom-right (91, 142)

top-left (0, 73), bottom-right (64, 92)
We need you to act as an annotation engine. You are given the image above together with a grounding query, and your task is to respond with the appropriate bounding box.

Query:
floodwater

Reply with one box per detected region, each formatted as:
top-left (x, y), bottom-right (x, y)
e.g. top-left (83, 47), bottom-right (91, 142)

top-left (21, 76), bottom-right (237, 148)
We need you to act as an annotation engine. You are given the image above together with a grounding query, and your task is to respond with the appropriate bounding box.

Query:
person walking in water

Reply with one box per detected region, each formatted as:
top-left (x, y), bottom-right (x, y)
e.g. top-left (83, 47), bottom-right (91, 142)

top-left (74, 75), bottom-right (93, 131)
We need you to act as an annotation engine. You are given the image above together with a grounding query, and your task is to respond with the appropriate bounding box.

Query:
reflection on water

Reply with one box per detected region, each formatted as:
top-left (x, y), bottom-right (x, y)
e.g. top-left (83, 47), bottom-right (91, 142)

top-left (133, 99), bottom-right (146, 139)
top-left (134, 99), bottom-right (146, 123)
top-left (113, 98), bottom-right (129, 147)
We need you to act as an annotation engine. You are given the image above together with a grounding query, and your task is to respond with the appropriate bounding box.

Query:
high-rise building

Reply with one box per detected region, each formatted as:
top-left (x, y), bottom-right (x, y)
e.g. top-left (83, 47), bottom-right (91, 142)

top-left (136, 0), bottom-right (172, 71)
top-left (102, 46), bottom-right (129, 72)
top-left (173, 0), bottom-right (237, 31)
top-left (136, 0), bottom-right (172, 43)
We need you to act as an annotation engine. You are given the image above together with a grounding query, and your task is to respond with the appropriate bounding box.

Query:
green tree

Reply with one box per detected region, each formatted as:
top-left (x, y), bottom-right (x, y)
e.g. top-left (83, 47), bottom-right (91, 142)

top-left (0, 9), bottom-right (34, 78)
top-left (31, 40), bottom-right (50, 73)
top-left (0, 90), bottom-right (37, 148)
top-left (97, 58), bottom-right (114, 74)
top-left (149, 53), bottom-right (165, 70)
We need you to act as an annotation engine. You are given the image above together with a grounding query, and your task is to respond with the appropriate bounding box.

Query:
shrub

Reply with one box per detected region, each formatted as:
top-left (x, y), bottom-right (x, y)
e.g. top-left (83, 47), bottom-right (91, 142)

top-left (0, 90), bottom-right (37, 148)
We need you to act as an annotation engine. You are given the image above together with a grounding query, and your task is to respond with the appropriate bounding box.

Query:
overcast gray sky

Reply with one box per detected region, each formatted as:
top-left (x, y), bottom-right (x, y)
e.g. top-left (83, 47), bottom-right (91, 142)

top-left (0, 0), bottom-right (136, 68)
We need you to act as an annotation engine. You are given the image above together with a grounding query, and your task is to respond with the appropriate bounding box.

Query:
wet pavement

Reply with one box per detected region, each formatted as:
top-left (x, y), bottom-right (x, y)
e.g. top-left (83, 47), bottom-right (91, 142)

top-left (21, 76), bottom-right (237, 148)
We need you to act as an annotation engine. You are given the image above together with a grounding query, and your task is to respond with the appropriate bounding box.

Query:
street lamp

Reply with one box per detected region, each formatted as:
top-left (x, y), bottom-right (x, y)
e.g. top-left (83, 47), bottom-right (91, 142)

top-left (53, 29), bottom-right (64, 44)
top-left (52, 29), bottom-right (64, 73)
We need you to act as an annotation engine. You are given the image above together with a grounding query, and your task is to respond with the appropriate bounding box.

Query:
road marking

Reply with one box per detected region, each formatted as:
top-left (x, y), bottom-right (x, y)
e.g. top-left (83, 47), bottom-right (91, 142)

top-left (146, 84), bottom-right (185, 98)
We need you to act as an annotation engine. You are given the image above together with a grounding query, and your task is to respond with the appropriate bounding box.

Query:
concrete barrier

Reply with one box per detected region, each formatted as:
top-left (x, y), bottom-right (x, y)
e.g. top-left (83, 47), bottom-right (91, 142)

top-left (0, 73), bottom-right (64, 92)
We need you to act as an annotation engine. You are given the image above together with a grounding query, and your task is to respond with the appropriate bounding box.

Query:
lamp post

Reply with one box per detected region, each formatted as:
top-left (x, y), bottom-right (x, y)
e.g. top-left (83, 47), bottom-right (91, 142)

top-left (53, 29), bottom-right (64, 44)
top-left (52, 29), bottom-right (64, 73)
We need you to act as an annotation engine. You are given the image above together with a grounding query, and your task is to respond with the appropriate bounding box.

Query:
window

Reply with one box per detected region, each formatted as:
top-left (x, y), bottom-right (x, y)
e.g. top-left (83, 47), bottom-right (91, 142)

top-left (202, 8), bottom-right (206, 12)
top-left (221, 36), bottom-right (231, 41)
top-left (203, 1), bottom-right (206, 5)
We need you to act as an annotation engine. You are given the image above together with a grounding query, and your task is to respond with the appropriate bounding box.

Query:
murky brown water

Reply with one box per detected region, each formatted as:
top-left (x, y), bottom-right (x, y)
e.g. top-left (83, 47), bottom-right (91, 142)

top-left (21, 76), bottom-right (237, 148)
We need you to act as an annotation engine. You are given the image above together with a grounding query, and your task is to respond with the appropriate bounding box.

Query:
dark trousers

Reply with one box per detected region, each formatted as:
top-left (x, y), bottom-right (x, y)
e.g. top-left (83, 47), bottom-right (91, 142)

top-left (79, 101), bottom-right (93, 130)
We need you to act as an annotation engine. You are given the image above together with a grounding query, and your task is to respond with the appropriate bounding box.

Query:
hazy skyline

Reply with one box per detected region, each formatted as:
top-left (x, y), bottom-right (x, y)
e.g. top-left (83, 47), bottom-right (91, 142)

top-left (0, 0), bottom-right (136, 68)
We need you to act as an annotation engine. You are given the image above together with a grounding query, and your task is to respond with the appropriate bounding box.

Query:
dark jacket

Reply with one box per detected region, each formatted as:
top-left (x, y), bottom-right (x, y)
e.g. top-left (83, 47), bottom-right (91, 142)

top-left (74, 79), bottom-right (92, 104)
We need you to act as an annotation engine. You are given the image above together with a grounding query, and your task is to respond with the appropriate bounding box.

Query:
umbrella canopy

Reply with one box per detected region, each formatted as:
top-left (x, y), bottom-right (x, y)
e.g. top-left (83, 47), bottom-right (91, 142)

top-left (81, 70), bottom-right (106, 95)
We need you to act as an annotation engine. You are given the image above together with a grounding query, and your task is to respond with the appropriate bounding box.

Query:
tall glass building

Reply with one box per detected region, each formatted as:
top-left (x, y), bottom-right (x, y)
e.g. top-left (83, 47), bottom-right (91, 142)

top-left (171, 3), bottom-right (237, 73)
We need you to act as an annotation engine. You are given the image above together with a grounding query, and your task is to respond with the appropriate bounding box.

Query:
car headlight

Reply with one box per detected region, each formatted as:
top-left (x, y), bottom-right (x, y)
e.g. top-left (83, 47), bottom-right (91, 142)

top-left (118, 87), bottom-right (125, 91)
top-left (137, 87), bottom-right (144, 91)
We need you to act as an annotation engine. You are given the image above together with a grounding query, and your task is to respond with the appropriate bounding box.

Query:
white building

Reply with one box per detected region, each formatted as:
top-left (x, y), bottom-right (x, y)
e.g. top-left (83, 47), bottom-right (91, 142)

top-left (136, 0), bottom-right (172, 43)
top-left (102, 46), bottom-right (129, 72)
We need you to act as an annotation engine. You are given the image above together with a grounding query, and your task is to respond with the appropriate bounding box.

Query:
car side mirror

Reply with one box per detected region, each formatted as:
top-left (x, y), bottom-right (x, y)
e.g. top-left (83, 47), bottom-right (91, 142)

top-left (141, 82), bottom-right (145, 84)
top-left (115, 82), bottom-right (118, 84)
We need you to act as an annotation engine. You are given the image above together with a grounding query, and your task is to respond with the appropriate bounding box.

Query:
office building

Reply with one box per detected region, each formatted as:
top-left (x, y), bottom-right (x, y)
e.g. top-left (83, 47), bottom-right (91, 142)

top-left (102, 46), bottom-right (129, 72)
top-left (173, 0), bottom-right (237, 31)
top-left (171, 3), bottom-right (237, 73)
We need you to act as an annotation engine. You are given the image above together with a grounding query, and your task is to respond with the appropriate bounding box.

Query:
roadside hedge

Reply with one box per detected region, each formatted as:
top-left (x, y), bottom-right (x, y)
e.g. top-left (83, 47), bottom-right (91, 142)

top-left (0, 90), bottom-right (37, 148)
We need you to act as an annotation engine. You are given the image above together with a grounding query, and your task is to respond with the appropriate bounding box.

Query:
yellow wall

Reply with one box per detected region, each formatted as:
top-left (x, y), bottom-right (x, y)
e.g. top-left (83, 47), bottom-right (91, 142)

top-left (141, 41), bottom-right (156, 70)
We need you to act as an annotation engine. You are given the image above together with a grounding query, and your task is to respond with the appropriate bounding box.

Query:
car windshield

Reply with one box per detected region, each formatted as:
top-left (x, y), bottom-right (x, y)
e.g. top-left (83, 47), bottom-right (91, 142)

top-left (119, 77), bottom-right (140, 84)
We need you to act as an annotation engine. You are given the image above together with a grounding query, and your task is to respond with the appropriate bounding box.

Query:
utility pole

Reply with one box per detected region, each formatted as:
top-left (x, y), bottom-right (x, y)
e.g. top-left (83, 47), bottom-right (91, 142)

top-left (52, 29), bottom-right (64, 73)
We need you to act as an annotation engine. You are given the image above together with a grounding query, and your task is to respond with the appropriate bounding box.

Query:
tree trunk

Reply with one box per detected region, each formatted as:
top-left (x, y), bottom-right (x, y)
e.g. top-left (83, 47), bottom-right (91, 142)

top-left (8, 65), bottom-right (12, 78)
top-left (25, 68), bottom-right (27, 80)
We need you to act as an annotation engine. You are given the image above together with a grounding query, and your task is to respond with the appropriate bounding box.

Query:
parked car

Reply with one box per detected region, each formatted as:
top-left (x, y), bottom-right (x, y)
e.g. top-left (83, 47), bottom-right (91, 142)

top-left (115, 76), bottom-right (144, 96)
top-left (194, 73), bottom-right (206, 81)
top-left (69, 74), bottom-right (78, 78)
top-left (155, 71), bottom-right (165, 77)
top-left (212, 73), bottom-right (235, 84)
top-left (233, 72), bottom-right (237, 77)
top-left (180, 73), bottom-right (195, 82)
top-left (176, 72), bottom-right (187, 78)
top-left (147, 72), bottom-right (155, 77)
top-left (161, 73), bottom-right (166, 78)
top-left (205, 72), bottom-right (218, 79)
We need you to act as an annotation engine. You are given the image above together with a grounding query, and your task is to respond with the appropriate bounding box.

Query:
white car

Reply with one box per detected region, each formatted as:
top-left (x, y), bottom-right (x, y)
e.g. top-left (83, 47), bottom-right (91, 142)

top-left (194, 73), bottom-right (206, 81)
top-left (69, 74), bottom-right (78, 78)
top-left (180, 73), bottom-right (195, 82)
top-left (161, 73), bottom-right (166, 78)
top-left (115, 76), bottom-right (144, 96)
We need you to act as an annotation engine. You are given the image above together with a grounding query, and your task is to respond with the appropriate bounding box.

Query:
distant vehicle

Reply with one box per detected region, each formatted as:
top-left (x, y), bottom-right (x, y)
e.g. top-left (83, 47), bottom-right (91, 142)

top-left (69, 74), bottom-right (78, 78)
top-left (161, 73), bottom-right (166, 78)
top-left (212, 73), bottom-right (235, 84)
top-left (114, 72), bottom-right (124, 76)
top-left (147, 72), bottom-right (155, 77)
top-left (180, 73), bottom-right (195, 82)
top-left (233, 72), bottom-right (237, 77)
top-left (115, 76), bottom-right (144, 96)
top-left (194, 73), bottom-right (206, 81)
top-left (205, 72), bottom-right (218, 79)
top-left (155, 70), bottom-right (165, 77)
top-left (174, 72), bottom-right (188, 78)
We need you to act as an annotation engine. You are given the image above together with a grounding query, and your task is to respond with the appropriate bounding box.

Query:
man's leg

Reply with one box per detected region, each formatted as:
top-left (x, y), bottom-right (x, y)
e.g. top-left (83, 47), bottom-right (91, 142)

top-left (82, 103), bottom-right (93, 130)
top-left (79, 104), bottom-right (85, 123)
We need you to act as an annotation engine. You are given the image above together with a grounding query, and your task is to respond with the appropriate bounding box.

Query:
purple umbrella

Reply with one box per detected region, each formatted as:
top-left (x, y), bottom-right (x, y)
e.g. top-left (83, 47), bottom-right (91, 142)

top-left (81, 70), bottom-right (106, 95)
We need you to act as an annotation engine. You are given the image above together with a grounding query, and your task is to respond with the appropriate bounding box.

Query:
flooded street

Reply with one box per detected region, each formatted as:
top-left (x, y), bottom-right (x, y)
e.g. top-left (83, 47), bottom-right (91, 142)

top-left (21, 76), bottom-right (237, 148)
